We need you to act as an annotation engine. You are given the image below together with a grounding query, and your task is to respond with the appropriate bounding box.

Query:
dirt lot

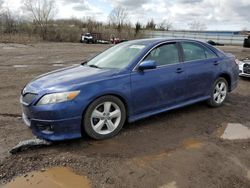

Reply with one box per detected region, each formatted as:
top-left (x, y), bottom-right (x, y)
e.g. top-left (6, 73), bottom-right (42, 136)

top-left (0, 42), bottom-right (250, 188)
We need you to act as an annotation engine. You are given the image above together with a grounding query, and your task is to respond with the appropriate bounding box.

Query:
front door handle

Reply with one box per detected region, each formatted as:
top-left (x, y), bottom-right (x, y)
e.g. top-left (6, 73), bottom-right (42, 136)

top-left (176, 68), bottom-right (184, 73)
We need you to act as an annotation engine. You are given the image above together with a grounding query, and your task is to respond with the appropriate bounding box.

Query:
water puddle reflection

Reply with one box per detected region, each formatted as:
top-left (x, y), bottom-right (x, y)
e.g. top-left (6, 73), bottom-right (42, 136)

top-left (3, 167), bottom-right (91, 188)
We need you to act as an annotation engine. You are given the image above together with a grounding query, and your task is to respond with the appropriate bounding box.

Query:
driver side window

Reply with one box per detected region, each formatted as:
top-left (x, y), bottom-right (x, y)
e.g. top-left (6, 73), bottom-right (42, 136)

top-left (144, 43), bottom-right (180, 66)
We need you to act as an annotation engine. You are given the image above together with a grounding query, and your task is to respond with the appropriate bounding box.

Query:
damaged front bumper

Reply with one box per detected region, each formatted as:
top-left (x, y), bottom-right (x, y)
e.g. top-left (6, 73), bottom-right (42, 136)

top-left (20, 98), bottom-right (83, 141)
top-left (22, 112), bottom-right (82, 141)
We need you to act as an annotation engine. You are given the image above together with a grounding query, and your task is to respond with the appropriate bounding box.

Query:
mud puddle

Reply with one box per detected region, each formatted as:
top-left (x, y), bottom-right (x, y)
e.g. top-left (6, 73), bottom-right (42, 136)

top-left (183, 139), bottom-right (203, 149)
top-left (221, 123), bottom-right (250, 140)
top-left (247, 170), bottom-right (250, 180)
top-left (159, 181), bottom-right (177, 188)
top-left (2, 167), bottom-right (91, 188)
top-left (134, 139), bottom-right (203, 167)
top-left (52, 64), bottom-right (65, 67)
top-left (248, 170), bottom-right (250, 180)
top-left (13, 65), bottom-right (28, 68)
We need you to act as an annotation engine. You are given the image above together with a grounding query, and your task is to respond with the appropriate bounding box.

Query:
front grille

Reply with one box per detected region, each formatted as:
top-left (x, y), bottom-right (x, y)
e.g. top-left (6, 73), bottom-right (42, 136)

top-left (22, 93), bottom-right (37, 105)
top-left (243, 64), bottom-right (250, 74)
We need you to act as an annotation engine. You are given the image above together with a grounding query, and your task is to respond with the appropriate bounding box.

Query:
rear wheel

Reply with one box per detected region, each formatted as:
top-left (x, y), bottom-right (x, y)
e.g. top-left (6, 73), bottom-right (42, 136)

top-left (83, 95), bottom-right (126, 140)
top-left (207, 77), bottom-right (228, 107)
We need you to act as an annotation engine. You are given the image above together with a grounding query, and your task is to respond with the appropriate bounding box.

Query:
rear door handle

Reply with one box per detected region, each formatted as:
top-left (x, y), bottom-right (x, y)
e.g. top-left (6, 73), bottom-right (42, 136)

top-left (176, 68), bottom-right (184, 73)
top-left (213, 60), bottom-right (219, 65)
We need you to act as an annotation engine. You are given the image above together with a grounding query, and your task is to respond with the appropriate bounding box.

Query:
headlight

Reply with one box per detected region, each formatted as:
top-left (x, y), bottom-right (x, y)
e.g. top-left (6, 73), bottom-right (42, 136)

top-left (235, 59), bottom-right (244, 66)
top-left (37, 91), bottom-right (80, 105)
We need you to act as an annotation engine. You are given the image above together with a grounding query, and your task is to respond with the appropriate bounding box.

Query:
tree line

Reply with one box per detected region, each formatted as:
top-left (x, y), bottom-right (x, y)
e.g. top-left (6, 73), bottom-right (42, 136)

top-left (0, 0), bottom-right (207, 43)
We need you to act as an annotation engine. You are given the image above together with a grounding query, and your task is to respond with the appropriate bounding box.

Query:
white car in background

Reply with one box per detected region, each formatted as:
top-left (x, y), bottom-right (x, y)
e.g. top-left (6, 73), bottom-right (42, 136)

top-left (238, 59), bottom-right (250, 77)
top-left (81, 33), bottom-right (94, 43)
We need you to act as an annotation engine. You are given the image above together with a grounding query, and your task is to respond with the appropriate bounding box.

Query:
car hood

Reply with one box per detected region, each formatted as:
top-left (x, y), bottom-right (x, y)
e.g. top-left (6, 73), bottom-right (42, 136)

top-left (24, 65), bottom-right (120, 94)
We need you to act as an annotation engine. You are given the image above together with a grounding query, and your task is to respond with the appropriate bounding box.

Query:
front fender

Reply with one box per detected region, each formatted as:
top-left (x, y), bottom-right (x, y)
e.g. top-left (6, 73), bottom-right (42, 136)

top-left (77, 74), bottom-right (132, 116)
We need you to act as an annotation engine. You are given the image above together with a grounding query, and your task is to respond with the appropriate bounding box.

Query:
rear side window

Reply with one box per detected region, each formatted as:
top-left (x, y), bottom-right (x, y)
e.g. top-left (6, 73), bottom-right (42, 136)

top-left (144, 43), bottom-right (180, 66)
top-left (182, 42), bottom-right (218, 61)
top-left (182, 42), bottom-right (206, 61)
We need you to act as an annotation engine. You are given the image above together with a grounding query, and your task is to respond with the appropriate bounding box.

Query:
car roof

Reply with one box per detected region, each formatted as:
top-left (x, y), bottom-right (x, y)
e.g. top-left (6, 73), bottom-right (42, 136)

top-left (127, 38), bottom-right (205, 45)
top-left (125, 38), bottom-right (225, 57)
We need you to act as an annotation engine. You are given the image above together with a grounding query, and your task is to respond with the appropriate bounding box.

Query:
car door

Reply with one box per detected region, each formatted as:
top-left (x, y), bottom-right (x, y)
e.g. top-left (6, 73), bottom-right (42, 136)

top-left (180, 41), bottom-right (221, 100)
top-left (130, 42), bottom-right (187, 116)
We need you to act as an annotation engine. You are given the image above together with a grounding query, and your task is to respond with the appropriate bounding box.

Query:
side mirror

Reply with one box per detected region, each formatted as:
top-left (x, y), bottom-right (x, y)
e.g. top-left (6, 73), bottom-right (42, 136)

top-left (138, 60), bottom-right (157, 71)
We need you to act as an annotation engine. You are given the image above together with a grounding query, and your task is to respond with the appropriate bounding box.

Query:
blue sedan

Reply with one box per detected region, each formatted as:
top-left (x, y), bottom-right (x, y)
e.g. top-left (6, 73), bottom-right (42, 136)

top-left (20, 39), bottom-right (239, 141)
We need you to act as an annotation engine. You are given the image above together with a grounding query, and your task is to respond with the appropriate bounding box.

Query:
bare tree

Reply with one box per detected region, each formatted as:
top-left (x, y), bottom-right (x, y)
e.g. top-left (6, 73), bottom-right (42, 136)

top-left (0, 0), bottom-right (3, 9)
top-left (146, 19), bottom-right (156, 30)
top-left (109, 6), bottom-right (128, 33)
top-left (0, 4), bottom-right (18, 34)
top-left (188, 20), bottom-right (207, 31)
top-left (2, 8), bottom-right (17, 33)
top-left (0, 0), bottom-right (4, 27)
top-left (0, 0), bottom-right (4, 17)
top-left (23, 0), bottom-right (56, 40)
top-left (240, 27), bottom-right (248, 35)
top-left (158, 19), bottom-right (172, 31)
top-left (135, 21), bottom-right (142, 36)
top-left (84, 17), bottom-right (101, 33)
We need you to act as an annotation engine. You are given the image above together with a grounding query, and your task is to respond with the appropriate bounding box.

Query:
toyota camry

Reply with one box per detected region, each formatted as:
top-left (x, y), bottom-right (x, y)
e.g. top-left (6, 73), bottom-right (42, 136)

top-left (20, 39), bottom-right (239, 141)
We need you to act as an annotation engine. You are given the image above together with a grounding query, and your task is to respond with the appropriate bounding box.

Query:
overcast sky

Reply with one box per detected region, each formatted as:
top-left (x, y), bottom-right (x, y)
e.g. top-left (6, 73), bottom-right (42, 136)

top-left (2, 0), bottom-right (250, 30)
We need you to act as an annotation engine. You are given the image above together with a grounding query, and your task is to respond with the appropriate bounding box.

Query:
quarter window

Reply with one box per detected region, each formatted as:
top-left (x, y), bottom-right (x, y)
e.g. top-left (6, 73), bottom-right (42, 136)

top-left (144, 43), bottom-right (180, 66)
top-left (204, 48), bottom-right (218, 59)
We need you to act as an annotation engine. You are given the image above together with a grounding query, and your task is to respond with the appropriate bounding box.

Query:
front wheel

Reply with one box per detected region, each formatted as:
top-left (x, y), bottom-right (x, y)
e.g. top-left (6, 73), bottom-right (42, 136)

top-left (83, 96), bottom-right (126, 140)
top-left (207, 77), bottom-right (228, 107)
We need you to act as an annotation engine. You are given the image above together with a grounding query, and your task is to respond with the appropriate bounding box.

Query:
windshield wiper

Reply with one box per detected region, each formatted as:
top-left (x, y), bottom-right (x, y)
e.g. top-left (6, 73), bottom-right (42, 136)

top-left (88, 64), bottom-right (101, 69)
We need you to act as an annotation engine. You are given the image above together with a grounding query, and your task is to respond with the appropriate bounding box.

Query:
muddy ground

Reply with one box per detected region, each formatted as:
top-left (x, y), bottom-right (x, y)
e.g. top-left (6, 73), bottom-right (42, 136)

top-left (0, 42), bottom-right (250, 188)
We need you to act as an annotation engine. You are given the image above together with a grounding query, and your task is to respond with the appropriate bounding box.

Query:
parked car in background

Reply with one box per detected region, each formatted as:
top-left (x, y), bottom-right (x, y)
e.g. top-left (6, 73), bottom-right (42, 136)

top-left (80, 33), bottom-right (95, 43)
top-left (81, 32), bottom-right (108, 44)
top-left (20, 39), bottom-right (238, 141)
top-left (238, 59), bottom-right (250, 77)
top-left (207, 40), bottom-right (224, 46)
top-left (243, 35), bottom-right (250, 48)
top-left (110, 37), bottom-right (127, 44)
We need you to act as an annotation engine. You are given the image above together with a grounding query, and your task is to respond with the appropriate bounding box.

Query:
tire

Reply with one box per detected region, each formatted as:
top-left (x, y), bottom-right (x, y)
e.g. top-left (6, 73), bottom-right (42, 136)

top-left (83, 95), bottom-right (126, 140)
top-left (207, 77), bottom-right (228, 107)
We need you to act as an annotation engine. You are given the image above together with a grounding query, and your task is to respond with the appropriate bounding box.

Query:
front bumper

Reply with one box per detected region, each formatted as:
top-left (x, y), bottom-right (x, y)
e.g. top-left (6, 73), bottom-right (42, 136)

top-left (239, 63), bottom-right (250, 77)
top-left (239, 73), bottom-right (250, 77)
top-left (22, 113), bottom-right (82, 141)
top-left (21, 100), bottom-right (84, 141)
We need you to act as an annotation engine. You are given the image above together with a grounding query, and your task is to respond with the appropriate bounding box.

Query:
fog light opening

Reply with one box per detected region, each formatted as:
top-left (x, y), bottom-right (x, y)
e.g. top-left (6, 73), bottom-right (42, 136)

top-left (36, 124), bottom-right (54, 134)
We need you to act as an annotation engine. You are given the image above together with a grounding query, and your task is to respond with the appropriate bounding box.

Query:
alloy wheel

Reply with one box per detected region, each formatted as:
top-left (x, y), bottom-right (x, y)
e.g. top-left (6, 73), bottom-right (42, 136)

top-left (213, 81), bottom-right (227, 104)
top-left (90, 101), bottom-right (121, 135)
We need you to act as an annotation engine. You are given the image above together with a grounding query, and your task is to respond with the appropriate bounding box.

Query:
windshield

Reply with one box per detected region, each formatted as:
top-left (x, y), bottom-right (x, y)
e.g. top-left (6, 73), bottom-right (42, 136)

top-left (86, 43), bottom-right (146, 69)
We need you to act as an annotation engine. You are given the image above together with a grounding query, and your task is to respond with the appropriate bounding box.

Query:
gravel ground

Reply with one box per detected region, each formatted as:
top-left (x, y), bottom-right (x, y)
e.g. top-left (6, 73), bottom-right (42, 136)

top-left (0, 42), bottom-right (250, 188)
